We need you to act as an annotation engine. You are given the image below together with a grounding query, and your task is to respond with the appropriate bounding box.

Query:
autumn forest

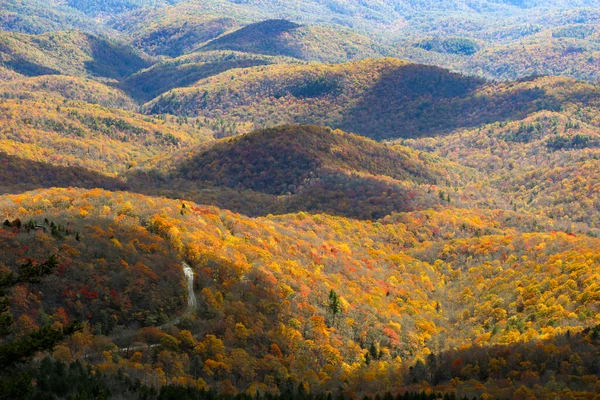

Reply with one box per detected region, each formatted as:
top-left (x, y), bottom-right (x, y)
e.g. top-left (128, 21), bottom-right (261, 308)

top-left (1, 1), bottom-right (600, 399)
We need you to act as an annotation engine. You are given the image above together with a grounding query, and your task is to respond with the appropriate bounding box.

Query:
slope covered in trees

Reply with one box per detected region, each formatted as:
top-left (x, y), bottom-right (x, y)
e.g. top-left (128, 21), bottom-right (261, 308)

top-left (406, 107), bottom-right (600, 225)
top-left (1, 187), bottom-right (599, 399)
top-left (462, 29), bottom-right (600, 82)
top-left (0, 0), bottom-right (101, 34)
top-left (0, 75), bottom-right (137, 109)
top-left (2, 1), bottom-right (600, 399)
top-left (123, 51), bottom-right (302, 102)
top-left (198, 19), bottom-right (391, 63)
top-left (110, 4), bottom-right (240, 57)
top-left (0, 189), bottom-right (187, 337)
top-left (0, 88), bottom-right (212, 179)
top-left (134, 125), bottom-right (485, 219)
top-left (2, 1), bottom-right (600, 87)
top-left (99, 0), bottom-right (600, 35)
top-left (144, 58), bottom-right (600, 140)
top-left (175, 125), bottom-right (455, 194)
top-left (0, 30), bottom-right (150, 79)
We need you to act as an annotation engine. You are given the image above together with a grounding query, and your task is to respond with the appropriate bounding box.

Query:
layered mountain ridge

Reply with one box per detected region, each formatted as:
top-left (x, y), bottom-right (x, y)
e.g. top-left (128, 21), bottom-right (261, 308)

top-left (2, 1), bottom-right (600, 399)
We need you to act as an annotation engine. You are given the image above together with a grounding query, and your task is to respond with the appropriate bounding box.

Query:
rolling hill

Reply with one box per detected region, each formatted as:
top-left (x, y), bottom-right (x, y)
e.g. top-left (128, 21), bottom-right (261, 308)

top-left (405, 108), bottom-right (600, 226)
top-left (0, 0), bottom-right (101, 34)
top-left (0, 87), bottom-right (212, 181)
top-left (198, 19), bottom-right (392, 63)
top-left (110, 4), bottom-right (240, 57)
top-left (102, 0), bottom-right (600, 35)
top-left (2, 185), bottom-right (600, 398)
top-left (122, 51), bottom-right (302, 102)
top-left (464, 32), bottom-right (600, 81)
top-left (133, 125), bottom-right (490, 219)
top-left (144, 58), bottom-right (600, 140)
top-left (0, 30), bottom-right (150, 79)
top-left (389, 8), bottom-right (600, 83)
top-left (0, 75), bottom-right (137, 109)
top-left (3, 1), bottom-right (600, 399)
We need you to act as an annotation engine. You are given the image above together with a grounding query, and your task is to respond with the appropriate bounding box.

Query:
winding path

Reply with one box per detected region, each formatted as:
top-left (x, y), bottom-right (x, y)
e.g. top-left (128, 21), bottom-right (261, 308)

top-left (183, 262), bottom-right (197, 311)
top-left (104, 262), bottom-right (197, 354)
top-left (158, 262), bottom-right (196, 329)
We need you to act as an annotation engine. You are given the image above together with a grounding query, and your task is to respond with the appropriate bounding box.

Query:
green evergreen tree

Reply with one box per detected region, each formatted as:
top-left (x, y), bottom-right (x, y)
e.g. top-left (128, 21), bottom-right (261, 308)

top-left (328, 289), bottom-right (342, 325)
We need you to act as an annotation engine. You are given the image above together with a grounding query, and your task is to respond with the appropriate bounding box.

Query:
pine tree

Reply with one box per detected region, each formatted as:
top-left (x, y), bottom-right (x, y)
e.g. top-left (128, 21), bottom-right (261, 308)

top-left (328, 289), bottom-right (341, 325)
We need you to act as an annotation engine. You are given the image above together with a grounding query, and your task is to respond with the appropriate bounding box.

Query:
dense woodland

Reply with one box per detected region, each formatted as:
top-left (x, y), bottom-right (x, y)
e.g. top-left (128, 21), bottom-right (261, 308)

top-left (1, 187), bottom-right (600, 399)
top-left (2, 0), bottom-right (600, 399)
top-left (145, 59), bottom-right (600, 140)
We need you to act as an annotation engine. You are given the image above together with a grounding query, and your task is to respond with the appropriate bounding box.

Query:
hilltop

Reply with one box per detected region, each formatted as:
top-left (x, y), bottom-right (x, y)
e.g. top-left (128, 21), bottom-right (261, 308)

top-left (198, 19), bottom-right (391, 63)
top-left (135, 125), bottom-right (486, 219)
top-left (464, 32), bottom-right (600, 81)
top-left (110, 4), bottom-right (240, 57)
top-left (0, 86), bottom-right (212, 188)
top-left (0, 75), bottom-right (137, 109)
top-left (0, 0), bottom-right (101, 34)
top-left (175, 125), bottom-right (456, 194)
top-left (2, 2), bottom-right (600, 86)
top-left (122, 51), bottom-right (303, 102)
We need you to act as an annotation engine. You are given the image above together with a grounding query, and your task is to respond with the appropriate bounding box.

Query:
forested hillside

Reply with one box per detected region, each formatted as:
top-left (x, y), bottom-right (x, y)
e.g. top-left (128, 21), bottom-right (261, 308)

top-left (0, 0), bottom-right (101, 34)
top-left (2, 187), bottom-right (599, 398)
top-left (198, 19), bottom-right (391, 63)
top-left (0, 83), bottom-right (212, 186)
top-left (134, 125), bottom-right (484, 219)
top-left (405, 107), bottom-right (600, 225)
top-left (0, 30), bottom-right (149, 79)
top-left (110, 4), bottom-right (240, 57)
top-left (144, 58), bottom-right (600, 140)
top-left (122, 51), bottom-right (303, 102)
top-left (2, 1), bottom-right (600, 399)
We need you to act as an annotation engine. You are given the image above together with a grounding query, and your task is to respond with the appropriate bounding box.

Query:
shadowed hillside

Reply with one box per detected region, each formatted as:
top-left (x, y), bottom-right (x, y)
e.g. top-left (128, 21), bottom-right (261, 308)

top-left (199, 19), bottom-right (390, 63)
top-left (145, 58), bottom-right (600, 140)
top-left (123, 51), bottom-right (302, 102)
top-left (0, 152), bottom-right (128, 193)
top-left (0, 30), bottom-right (150, 79)
top-left (3, 1), bottom-right (600, 399)
top-left (132, 125), bottom-right (487, 219)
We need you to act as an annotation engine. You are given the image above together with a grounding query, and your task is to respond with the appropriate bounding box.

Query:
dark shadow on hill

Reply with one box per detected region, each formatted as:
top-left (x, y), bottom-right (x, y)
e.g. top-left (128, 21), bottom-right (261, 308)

top-left (340, 63), bottom-right (558, 140)
top-left (3, 59), bottom-right (61, 76)
top-left (84, 35), bottom-right (150, 80)
top-left (199, 19), bottom-right (303, 58)
top-left (124, 125), bottom-right (447, 220)
top-left (0, 152), bottom-right (129, 193)
top-left (122, 58), bottom-right (272, 103)
top-left (128, 174), bottom-right (425, 220)
top-left (398, 326), bottom-right (600, 398)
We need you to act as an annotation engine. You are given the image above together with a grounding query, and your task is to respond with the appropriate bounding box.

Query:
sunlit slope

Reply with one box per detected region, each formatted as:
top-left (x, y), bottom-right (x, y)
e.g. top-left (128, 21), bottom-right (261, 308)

top-left (145, 58), bottom-right (600, 140)
top-left (0, 30), bottom-right (150, 79)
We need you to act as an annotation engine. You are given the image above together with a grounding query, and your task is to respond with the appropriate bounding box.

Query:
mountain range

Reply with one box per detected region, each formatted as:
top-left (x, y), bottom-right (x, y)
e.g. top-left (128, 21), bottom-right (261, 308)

top-left (1, 1), bottom-right (600, 400)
